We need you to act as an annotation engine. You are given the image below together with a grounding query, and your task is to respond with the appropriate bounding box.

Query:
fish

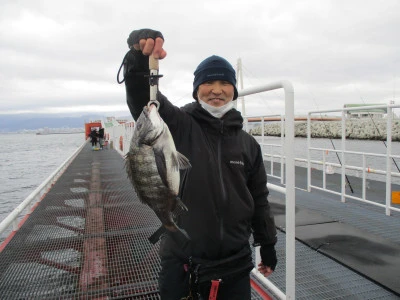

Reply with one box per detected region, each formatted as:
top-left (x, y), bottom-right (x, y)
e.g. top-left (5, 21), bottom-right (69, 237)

top-left (125, 102), bottom-right (191, 238)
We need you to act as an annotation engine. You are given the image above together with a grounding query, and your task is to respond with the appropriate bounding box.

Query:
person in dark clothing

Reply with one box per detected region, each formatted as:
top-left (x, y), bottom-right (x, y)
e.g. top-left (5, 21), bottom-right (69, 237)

top-left (89, 129), bottom-right (98, 148)
top-left (120, 28), bottom-right (277, 300)
top-left (98, 128), bottom-right (105, 149)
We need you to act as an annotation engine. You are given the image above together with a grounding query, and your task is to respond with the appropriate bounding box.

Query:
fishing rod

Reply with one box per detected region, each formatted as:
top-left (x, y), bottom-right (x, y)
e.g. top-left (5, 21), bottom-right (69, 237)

top-left (318, 116), bottom-right (355, 194)
top-left (310, 93), bottom-right (355, 193)
top-left (357, 93), bottom-right (400, 173)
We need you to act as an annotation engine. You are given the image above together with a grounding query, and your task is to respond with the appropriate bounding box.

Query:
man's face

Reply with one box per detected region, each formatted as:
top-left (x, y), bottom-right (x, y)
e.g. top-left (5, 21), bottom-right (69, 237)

top-left (197, 80), bottom-right (234, 107)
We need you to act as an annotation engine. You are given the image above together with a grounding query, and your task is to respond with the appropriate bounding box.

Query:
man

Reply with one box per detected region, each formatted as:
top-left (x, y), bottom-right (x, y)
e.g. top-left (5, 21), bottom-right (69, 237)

top-left (89, 129), bottom-right (98, 149)
top-left (98, 127), bottom-right (105, 149)
top-left (119, 28), bottom-right (277, 300)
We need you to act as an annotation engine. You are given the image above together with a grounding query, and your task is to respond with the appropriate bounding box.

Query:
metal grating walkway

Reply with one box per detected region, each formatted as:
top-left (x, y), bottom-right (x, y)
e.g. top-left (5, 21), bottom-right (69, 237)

top-left (0, 143), bottom-right (164, 299)
top-left (1, 143), bottom-right (399, 299)
top-left (0, 143), bottom-right (268, 299)
top-left (267, 163), bottom-right (400, 299)
top-left (268, 231), bottom-right (398, 299)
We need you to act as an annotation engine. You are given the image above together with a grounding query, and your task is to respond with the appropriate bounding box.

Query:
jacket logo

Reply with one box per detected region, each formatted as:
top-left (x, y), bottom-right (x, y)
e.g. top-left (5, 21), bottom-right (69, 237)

top-left (230, 160), bottom-right (244, 166)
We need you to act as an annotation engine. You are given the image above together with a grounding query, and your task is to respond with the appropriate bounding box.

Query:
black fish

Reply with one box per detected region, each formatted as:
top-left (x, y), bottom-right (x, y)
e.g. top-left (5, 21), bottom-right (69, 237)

top-left (126, 103), bottom-right (191, 236)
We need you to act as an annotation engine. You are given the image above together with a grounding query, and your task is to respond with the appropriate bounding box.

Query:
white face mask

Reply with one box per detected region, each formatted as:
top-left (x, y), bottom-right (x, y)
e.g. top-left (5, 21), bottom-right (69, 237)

top-left (198, 99), bottom-right (234, 119)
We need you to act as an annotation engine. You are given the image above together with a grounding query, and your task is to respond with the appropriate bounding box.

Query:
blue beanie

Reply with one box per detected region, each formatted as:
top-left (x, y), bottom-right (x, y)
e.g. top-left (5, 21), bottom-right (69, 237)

top-left (192, 55), bottom-right (238, 100)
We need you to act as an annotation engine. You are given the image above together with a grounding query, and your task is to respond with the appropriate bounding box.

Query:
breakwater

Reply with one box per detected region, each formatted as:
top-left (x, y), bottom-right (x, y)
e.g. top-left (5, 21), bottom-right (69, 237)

top-left (249, 119), bottom-right (400, 141)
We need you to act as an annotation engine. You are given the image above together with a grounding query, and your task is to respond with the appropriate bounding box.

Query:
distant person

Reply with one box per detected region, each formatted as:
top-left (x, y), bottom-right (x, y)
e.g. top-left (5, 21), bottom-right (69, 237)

top-left (119, 28), bottom-right (277, 300)
top-left (98, 128), bottom-right (105, 150)
top-left (89, 129), bottom-right (98, 149)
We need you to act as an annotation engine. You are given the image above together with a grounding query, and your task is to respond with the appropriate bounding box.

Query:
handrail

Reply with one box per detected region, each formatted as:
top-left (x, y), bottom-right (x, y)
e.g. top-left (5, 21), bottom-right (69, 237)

top-left (251, 104), bottom-right (399, 216)
top-left (308, 103), bottom-right (397, 114)
top-left (240, 81), bottom-right (295, 300)
top-left (0, 140), bottom-right (87, 236)
top-left (251, 182), bottom-right (287, 299)
top-left (262, 148), bottom-right (400, 178)
top-left (308, 104), bottom-right (400, 216)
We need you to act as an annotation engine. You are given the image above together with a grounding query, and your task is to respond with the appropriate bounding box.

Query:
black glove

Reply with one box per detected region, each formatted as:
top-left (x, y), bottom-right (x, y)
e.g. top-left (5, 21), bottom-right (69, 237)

top-left (260, 245), bottom-right (278, 271)
top-left (127, 29), bottom-right (164, 49)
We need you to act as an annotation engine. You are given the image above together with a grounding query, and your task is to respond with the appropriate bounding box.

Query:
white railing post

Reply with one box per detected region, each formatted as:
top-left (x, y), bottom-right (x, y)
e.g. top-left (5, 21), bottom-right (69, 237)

top-left (362, 154), bottom-right (366, 201)
top-left (386, 105), bottom-right (392, 216)
top-left (240, 80), bottom-right (295, 300)
top-left (261, 117), bottom-right (265, 145)
top-left (323, 150), bottom-right (326, 189)
top-left (283, 81), bottom-right (295, 300)
top-left (307, 113), bottom-right (311, 192)
top-left (271, 146), bottom-right (275, 177)
top-left (281, 116), bottom-right (285, 184)
top-left (341, 110), bottom-right (346, 203)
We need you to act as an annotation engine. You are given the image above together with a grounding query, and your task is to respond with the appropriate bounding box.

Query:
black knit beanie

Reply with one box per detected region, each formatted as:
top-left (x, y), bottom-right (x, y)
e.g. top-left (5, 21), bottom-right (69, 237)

top-left (192, 55), bottom-right (238, 100)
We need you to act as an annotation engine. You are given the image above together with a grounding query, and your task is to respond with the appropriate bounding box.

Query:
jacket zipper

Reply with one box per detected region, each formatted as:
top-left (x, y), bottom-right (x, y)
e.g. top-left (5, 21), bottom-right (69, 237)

top-left (217, 120), bottom-right (227, 241)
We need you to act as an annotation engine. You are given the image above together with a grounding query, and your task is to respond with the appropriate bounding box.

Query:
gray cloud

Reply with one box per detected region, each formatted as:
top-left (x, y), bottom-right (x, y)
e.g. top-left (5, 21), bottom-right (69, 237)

top-left (0, 0), bottom-right (399, 117)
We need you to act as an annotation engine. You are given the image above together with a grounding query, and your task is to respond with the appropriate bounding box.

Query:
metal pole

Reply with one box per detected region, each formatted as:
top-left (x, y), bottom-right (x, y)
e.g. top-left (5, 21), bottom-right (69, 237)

top-left (323, 151), bottom-right (326, 189)
top-left (307, 113), bottom-right (311, 192)
top-left (261, 117), bottom-right (265, 144)
top-left (386, 106), bottom-right (392, 216)
top-left (284, 82), bottom-right (295, 300)
top-left (362, 154), bottom-right (366, 201)
top-left (236, 58), bottom-right (245, 115)
top-left (239, 81), bottom-right (295, 299)
top-left (341, 110), bottom-right (346, 202)
top-left (281, 115), bottom-right (285, 184)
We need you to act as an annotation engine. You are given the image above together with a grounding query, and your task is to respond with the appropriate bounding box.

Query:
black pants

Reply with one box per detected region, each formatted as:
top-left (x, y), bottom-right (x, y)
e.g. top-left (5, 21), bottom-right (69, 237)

top-left (158, 255), bottom-right (251, 300)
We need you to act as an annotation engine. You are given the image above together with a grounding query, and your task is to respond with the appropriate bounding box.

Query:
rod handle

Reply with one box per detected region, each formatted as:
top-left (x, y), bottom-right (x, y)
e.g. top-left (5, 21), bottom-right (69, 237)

top-left (149, 54), bottom-right (159, 70)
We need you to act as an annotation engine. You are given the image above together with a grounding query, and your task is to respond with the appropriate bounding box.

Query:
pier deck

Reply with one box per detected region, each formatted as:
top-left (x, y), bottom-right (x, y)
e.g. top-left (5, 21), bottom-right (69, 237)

top-left (0, 143), bottom-right (399, 299)
top-left (266, 163), bottom-right (400, 299)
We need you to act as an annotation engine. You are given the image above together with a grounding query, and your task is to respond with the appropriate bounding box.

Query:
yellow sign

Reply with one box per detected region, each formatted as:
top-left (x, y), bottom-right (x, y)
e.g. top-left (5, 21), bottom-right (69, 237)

top-left (392, 191), bottom-right (400, 204)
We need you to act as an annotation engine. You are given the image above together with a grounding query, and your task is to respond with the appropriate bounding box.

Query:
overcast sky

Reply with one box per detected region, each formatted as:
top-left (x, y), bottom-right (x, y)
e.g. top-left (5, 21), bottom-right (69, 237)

top-left (1, 0), bottom-right (399, 117)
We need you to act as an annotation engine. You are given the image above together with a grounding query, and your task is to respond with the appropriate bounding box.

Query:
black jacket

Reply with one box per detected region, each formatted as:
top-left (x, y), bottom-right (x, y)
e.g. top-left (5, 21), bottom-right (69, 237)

top-left (124, 50), bottom-right (276, 260)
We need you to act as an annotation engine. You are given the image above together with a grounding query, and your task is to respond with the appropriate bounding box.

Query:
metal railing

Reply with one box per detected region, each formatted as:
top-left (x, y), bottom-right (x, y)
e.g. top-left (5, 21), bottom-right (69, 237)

top-left (245, 104), bottom-right (400, 218)
top-left (240, 82), bottom-right (295, 300)
top-left (306, 148), bottom-right (400, 212)
top-left (307, 104), bottom-right (400, 216)
top-left (247, 114), bottom-right (285, 185)
top-left (252, 183), bottom-right (287, 299)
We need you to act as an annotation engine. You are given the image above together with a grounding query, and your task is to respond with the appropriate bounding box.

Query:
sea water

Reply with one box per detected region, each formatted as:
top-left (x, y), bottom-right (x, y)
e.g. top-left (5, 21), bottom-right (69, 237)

top-left (0, 133), bottom-right (85, 226)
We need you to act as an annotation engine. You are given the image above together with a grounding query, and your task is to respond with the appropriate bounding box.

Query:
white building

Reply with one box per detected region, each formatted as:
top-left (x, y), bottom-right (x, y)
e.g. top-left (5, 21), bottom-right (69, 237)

top-left (344, 104), bottom-right (387, 119)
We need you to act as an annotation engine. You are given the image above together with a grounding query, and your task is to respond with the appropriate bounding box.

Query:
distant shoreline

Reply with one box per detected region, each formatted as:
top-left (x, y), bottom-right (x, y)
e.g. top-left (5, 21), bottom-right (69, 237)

top-left (248, 119), bottom-right (400, 141)
top-left (36, 132), bottom-right (84, 135)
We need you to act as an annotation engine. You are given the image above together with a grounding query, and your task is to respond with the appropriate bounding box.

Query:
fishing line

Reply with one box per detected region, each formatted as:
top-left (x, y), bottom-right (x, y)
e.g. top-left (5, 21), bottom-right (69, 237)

top-left (241, 63), bottom-right (277, 114)
top-left (171, 92), bottom-right (193, 106)
top-left (355, 88), bottom-right (400, 173)
top-left (308, 89), bottom-right (354, 193)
